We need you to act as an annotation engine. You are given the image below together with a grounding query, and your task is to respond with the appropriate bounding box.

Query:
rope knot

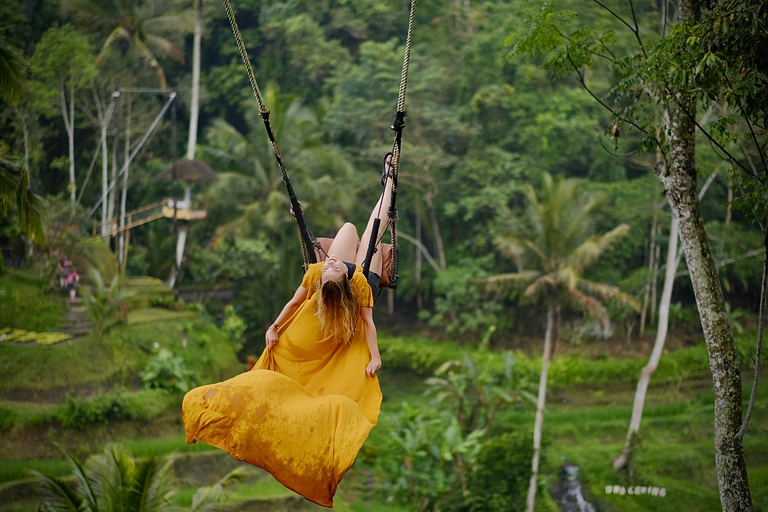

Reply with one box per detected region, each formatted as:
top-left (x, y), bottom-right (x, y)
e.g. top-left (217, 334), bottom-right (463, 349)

top-left (391, 111), bottom-right (407, 131)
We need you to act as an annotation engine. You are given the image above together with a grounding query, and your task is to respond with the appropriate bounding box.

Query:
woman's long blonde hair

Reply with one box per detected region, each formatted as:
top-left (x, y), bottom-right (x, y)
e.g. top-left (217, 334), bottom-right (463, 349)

top-left (316, 277), bottom-right (360, 343)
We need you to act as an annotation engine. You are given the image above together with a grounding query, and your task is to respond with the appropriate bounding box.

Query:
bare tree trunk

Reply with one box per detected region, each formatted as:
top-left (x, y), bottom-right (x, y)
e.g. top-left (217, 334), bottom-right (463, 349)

top-left (640, 215), bottom-right (658, 336)
top-left (657, 87), bottom-right (752, 509)
top-left (60, 84), bottom-right (76, 209)
top-left (168, 0), bottom-right (203, 288)
top-left (427, 196), bottom-right (446, 270)
top-left (108, 95), bottom-right (120, 236)
top-left (725, 176), bottom-right (733, 225)
top-left (650, 220), bottom-right (661, 325)
top-left (415, 199), bottom-right (423, 311)
top-left (15, 105), bottom-right (30, 172)
top-left (525, 304), bottom-right (555, 512)
top-left (188, 0), bottom-right (202, 162)
top-left (613, 215), bottom-right (679, 471)
top-left (118, 93), bottom-right (131, 268)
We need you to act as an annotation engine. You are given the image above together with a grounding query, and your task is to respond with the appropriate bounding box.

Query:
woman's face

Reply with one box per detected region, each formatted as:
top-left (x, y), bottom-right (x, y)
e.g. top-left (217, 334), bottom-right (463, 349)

top-left (322, 256), bottom-right (346, 283)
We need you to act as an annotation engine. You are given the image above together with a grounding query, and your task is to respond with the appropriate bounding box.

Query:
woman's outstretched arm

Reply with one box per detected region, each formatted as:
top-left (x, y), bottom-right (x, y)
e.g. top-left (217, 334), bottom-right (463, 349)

top-left (265, 285), bottom-right (308, 349)
top-left (361, 306), bottom-right (381, 376)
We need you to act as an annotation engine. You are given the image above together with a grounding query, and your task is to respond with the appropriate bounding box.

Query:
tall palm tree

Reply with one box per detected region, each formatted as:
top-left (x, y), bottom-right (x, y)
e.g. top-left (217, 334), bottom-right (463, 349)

top-left (483, 173), bottom-right (631, 512)
top-left (202, 87), bottom-right (355, 243)
top-left (63, 0), bottom-right (193, 90)
top-left (0, 38), bottom-right (26, 103)
top-left (0, 142), bottom-right (45, 242)
top-left (32, 444), bottom-right (242, 511)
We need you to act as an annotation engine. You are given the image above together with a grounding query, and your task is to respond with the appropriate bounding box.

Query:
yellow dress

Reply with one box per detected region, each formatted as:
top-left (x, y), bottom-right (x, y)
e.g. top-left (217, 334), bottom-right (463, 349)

top-left (182, 262), bottom-right (382, 507)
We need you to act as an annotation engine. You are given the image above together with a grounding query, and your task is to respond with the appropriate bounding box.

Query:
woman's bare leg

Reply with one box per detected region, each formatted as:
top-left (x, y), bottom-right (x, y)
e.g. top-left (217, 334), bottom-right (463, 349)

top-left (355, 157), bottom-right (394, 275)
top-left (328, 222), bottom-right (359, 263)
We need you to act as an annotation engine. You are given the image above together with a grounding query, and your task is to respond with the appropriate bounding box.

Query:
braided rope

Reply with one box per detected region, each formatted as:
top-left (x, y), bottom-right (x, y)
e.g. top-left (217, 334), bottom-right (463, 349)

top-left (221, 0), bottom-right (316, 269)
top-left (397, 0), bottom-right (418, 115)
top-left (221, 0), bottom-right (267, 115)
top-left (385, 0), bottom-right (418, 287)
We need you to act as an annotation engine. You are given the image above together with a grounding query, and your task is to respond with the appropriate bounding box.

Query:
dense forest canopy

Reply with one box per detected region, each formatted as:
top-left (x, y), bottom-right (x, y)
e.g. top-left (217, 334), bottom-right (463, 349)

top-left (0, 0), bottom-right (763, 340)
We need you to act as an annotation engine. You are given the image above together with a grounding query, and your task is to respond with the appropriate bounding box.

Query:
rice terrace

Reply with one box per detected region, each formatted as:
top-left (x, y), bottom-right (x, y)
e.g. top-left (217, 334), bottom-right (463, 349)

top-left (0, 0), bottom-right (766, 511)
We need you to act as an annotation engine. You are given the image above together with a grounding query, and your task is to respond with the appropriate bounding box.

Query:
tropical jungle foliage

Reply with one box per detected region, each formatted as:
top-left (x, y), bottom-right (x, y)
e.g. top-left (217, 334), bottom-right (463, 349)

top-left (0, 0), bottom-right (765, 510)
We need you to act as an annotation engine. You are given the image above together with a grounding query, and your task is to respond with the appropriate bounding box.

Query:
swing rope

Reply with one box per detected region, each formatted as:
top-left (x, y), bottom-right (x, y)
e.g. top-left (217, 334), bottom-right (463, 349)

top-left (221, 0), bottom-right (418, 286)
top-left (221, 0), bottom-right (317, 269)
top-left (362, 0), bottom-right (419, 288)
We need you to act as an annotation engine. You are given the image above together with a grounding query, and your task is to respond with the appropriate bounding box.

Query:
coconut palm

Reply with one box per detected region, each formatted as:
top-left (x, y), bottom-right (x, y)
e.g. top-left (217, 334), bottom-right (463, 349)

top-left (32, 444), bottom-right (242, 512)
top-left (483, 172), bottom-right (632, 512)
top-left (202, 86), bottom-right (355, 243)
top-left (0, 142), bottom-right (45, 241)
top-left (62, 0), bottom-right (193, 90)
top-left (0, 38), bottom-right (26, 103)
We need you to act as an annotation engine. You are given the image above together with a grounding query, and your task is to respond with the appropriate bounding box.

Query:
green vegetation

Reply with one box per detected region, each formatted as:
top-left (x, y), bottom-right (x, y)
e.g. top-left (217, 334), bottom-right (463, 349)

top-left (0, 0), bottom-right (765, 510)
top-left (0, 272), bottom-right (64, 331)
top-left (0, 327), bottom-right (72, 345)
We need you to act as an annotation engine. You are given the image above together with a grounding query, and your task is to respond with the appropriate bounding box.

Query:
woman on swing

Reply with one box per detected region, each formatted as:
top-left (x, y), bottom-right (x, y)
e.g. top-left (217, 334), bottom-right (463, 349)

top-left (183, 155), bottom-right (394, 508)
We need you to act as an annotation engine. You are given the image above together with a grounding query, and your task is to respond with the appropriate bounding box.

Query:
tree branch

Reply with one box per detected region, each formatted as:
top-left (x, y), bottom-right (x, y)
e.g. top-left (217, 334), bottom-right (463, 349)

top-left (721, 69), bottom-right (768, 175)
top-left (566, 53), bottom-right (667, 164)
top-left (674, 249), bottom-right (762, 277)
top-left (739, 226), bottom-right (767, 438)
top-left (628, 0), bottom-right (648, 57)
top-left (661, 83), bottom-right (756, 178)
top-left (590, 0), bottom-right (637, 41)
top-left (399, 231), bottom-right (443, 274)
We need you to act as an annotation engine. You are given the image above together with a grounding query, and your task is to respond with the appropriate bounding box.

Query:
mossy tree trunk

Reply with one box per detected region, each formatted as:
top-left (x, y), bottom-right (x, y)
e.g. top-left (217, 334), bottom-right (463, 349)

top-left (656, 92), bottom-right (752, 510)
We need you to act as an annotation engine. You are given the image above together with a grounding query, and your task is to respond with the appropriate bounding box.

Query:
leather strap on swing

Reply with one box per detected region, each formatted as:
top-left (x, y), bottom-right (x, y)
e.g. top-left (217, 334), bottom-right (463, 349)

top-left (221, 0), bottom-right (317, 269)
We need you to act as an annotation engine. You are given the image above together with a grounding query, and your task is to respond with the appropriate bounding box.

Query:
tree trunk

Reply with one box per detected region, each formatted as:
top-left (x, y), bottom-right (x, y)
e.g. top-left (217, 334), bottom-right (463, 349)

top-left (650, 220), bottom-right (661, 325)
top-left (639, 215), bottom-right (657, 336)
top-left (525, 304), bottom-right (555, 512)
top-left (118, 93), bottom-right (131, 269)
top-left (613, 215), bottom-right (679, 471)
top-left (188, 0), bottom-right (202, 162)
top-left (108, 95), bottom-right (120, 237)
top-left (415, 199), bottom-right (423, 311)
top-left (61, 84), bottom-right (76, 209)
top-left (656, 88), bottom-right (752, 509)
top-left (168, 0), bottom-right (203, 288)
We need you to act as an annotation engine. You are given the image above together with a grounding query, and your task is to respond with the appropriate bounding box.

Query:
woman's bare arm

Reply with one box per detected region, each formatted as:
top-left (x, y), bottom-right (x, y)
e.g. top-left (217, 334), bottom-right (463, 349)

top-left (265, 285), bottom-right (308, 349)
top-left (361, 306), bottom-right (381, 376)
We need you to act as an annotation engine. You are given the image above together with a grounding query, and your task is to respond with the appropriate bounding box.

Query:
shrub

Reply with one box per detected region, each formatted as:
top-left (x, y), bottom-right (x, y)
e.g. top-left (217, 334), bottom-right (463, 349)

top-left (462, 432), bottom-right (534, 512)
top-left (0, 405), bottom-right (18, 431)
top-left (221, 305), bottom-right (246, 352)
top-left (141, 348), bottom-right (194, 393)
top-left (58, 390), bottom-right (167, 429)
top-left (81, 268), bottom-right (133, 337)
top-left (379, 335), bottom-right (464, 375)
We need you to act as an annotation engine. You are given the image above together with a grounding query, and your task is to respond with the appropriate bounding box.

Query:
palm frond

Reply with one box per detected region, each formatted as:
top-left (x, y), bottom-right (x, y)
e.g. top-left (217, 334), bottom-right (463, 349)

top-left (190, 467), bottom-right (246, 512)
top-left (565, 287), bottom-right (609, 321)
top-left (143, 14), bottom-right (195, 35)
top-left (552, 266), bottom-right (578, 290)
top-left (143, 34), bottom-right (184, 64)
top-left (524, 274), bottom-right (556, 298)
top-left (133, 454), bottom-right (175, 512)
top-left (578, 279), bottom-right (640, 311)
top-left (87, 445), bottom-right (135, 511)
top-left (62, 451), bottom-right (99, 512)
top-left (569, 223), bottom-right (630, 269)
top-left (96, 26), bottom-right (131, 63)
top-left (0, 39), bottom-right (27, 102)
top-left (479, 270), bottom-right (541, 287)
top-left (29, 471), bottom-right (83, 512)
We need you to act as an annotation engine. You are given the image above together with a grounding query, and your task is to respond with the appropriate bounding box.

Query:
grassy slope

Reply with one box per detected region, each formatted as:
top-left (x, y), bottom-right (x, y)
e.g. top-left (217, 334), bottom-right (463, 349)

top-left (2, 321), bottom-right (766, 511)
top-left (0, 314), bottom-right (240, 395)
top-left (0, 271), bottom-right (64, 331)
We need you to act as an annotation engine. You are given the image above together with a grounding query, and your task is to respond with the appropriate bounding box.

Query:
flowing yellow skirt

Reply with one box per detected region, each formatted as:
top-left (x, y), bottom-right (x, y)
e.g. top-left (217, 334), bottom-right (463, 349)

top-left (183, 263), bottom-right (381, 507)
